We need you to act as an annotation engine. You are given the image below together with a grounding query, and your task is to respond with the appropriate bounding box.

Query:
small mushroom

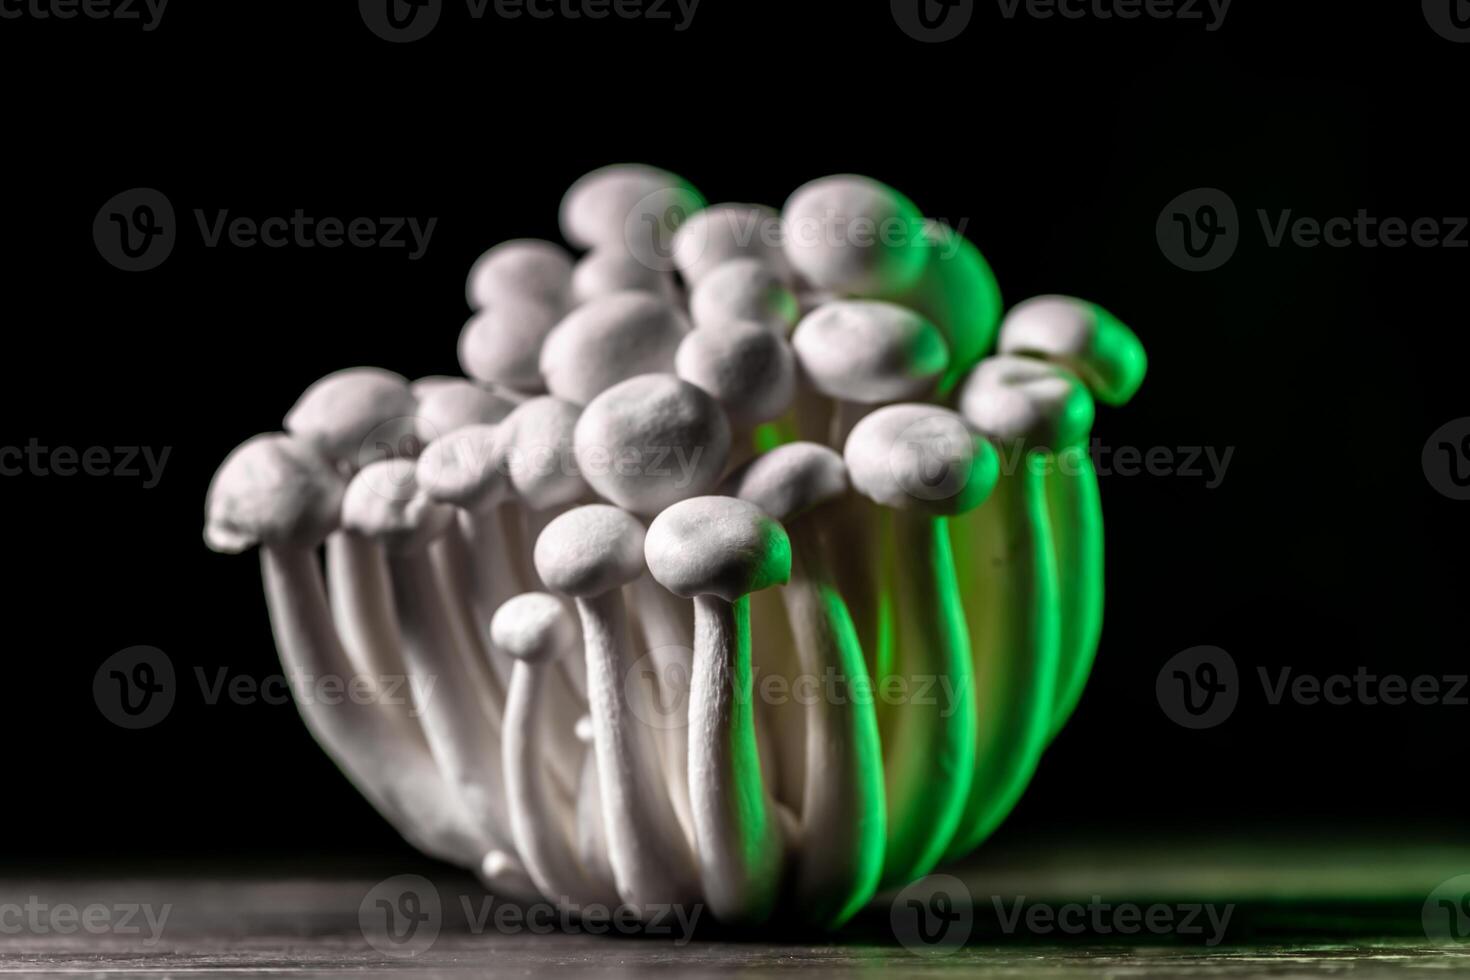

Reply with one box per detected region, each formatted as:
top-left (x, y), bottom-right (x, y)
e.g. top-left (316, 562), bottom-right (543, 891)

top-left (413, 379), bottom-right (518, 445)
top-left (644, 496), bottom-right (794, 924)
top-left (672, 204), bottom-right (790, 287)
top-left (843, 404), bottom-right (998, 888)
top-left (689, 258), bottom-right (800, 336)
top-left (780, 175), bottom-right (928, 296)
top-left (945, 355), bottom-right (1094, 857)
top-left (725, 444), bottom-right (884, 928)
top-left (494, 592), bottom-right (618, 908)
top-left (997, 295), bottom-right (1147, 407)
top-left (466, 238), bottom-right (575, 314)
top-left (538, 291), bottom-right (690, 407)
top-left (534, 504), bottom-right (699, 911)
top-left (204, 433), bottom-right (487, 871)
top-left (571, 247), bottom-right (678, 305)
top-left (559, 164), bottom-right (704, 253)
top-left (458, 295), bottom-right (563, 394)
top-left (573, 373), bottom-right (731, 517)
top-left (675, 319), bottom-right (796, 469)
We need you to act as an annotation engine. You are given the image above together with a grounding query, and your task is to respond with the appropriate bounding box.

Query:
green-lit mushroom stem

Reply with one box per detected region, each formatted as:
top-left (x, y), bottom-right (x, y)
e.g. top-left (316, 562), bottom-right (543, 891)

top-left (997, 296), bottom-right (1145, 737)
top-left (942, 356), bottom-right (1096, 857)
top-left (204, 434), bottom-right (487, 871)
top-left (726, 443), bottom-right (885, 928)
top-left (843, 405), bottom-right (996, 888)
top-left (645, 496), bottom-right (796, 924)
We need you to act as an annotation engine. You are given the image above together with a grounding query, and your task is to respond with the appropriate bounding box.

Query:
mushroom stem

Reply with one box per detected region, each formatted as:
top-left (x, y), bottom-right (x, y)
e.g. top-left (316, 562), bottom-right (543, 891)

top-left (878, 513), bottom-right (976, 888)
top-left (575, 718), bottom-right (617, 890)
top-left (504, 655), bottom-right (619, 908)
top-left (781, 520), bottom-right (885, 928)
top-left (627, 573), bottom-right (697, 848)
top-left (1046, 448), bottom-right (1105, 738)
top-left (943, 458), bottom-right (1059, 859)
top-left (688, 593), bottom-right (788, 924)
top-left (259, 545), bottom-right (486, 868)
top-left (576, 589), bottom-right (699, 909)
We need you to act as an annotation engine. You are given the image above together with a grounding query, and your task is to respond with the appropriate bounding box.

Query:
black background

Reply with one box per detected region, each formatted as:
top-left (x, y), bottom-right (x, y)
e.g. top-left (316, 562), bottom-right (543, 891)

top-left (0, 0), bottom-right (1463, 869)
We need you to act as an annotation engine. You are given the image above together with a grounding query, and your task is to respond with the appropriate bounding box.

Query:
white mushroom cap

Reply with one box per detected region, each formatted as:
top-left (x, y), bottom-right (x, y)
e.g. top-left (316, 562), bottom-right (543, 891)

top-left (780, 175), bottom-right (927, 296)
top-left (672, 203), bottom-right (789, 286)
top-left (496, 396), bottom-right (589, 507)
top-left (284, 367), bottom-right (416, 469)
top-left (571, 247), bottom-right (676, 304)
top-left (204, 433), bottom-right (344, 553)
top-left (843, 404), bottom-right (998, 516)
top-left (689, 258), bottom-right (799, 335)
top-left (457, 297), bottom-right (562, 393)
top-left (559, 164), bottom-right (704, 253)
top-left (533, 504), bottom-right (647, 598)
top-left (958, 355), bottom-right (1095, 453)
top-left (414, 424), bottom-right (509, 511)
top-left (538, 291), bottom-right (689, 407)
top-left (675, 320), bottom-right (796, 429)
top-left (791, 300), bottom-right (949, 403)
top-left (574, 373), bottom-right (731, 516)
top-left (490, 592), bottom-right (578, 665)
top-left (414, 379), bottom-right (518, 444)
top-left (723, 442), bottom-right (847, 525)
top-left (997, 295), bottom-right (1147, 406)
top-left (644, 496), bottom-right (791, 602)
top-left (466, 239), bottom-right (574, 313)
top-left (341, 458), bottom-right (455, 553)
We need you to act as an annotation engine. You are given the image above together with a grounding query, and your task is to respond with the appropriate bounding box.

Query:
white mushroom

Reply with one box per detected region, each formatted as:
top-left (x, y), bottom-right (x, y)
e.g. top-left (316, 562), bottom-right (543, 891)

top-left (644, 496), bottom-right (795, 924)
top-left (559, 164), bottom-right (704, 253)
top-left (534, 504), bottom-right (699, 911)
top-left (571, 247), bottom-right (678, 305)
top-left (203, 434), bottom-right (487, 871)
top-left (538, 291), bottom-right (690, 407)
top-left (458, 295), bottom-right (563, 394)
top-left (494, 592), bottom-right (618, 908)
top-left (672, 203), bottom-right (790, 287)
top-left (945, 355), bottom-right (1094, 858)
top-left (997, 295), bottom-right (1148, 407)
top-left (843, 404), bottom-right (998, 888)
top-left (413, 379), bottom-right (518, 445)
top-left (675, 319), bottom-right (796, 470)
top-left (689, 258), bottom-right (800, 336)
top-left (781, 175), bottom-right (928, 296)
top-left (573, 373), bottom-right (731, 517)
top-left (466, 238), bottom-right (575, 313)
top-left (725, 444), bottom-right (884, 928)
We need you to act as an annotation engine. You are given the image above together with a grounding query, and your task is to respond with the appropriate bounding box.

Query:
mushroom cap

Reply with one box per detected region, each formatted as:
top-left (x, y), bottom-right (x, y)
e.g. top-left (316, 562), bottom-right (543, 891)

top-left (689, 258), bottom-right (799, 335)
top-left (958, 355), bottom-right (1095, 453)
top-left (675, 319), bottom-right (797, 429)
top-left (490, 592), bottom-right (578, 665)
top-left (644, 496), bottom-right (791, 602)
top-left (571, 247), bottom-right (676, 304)
top-left (539, 291), bottom-right (690, 406)
top-left (341, 458), bottom-right (455, 553)
top-left (792, 300), bottom-right (949, 404)
top-left (558, 164), bottom-right (704, 255)
top-left (843, 404), bottom-right (998, 516)
top-left (457, 297), bottom-right (561, 393)
top-left (780, 175), bottom-right (928, 296)
top-left (414, 379), bottom-right (518, 444)
top-left (574, 373), bottom-right (732, 516)
top-left (466, 238), bottom-right (574, 313)
top-left (723, 442), bottom-right (847, 524)
top-left (533, 504), bottom-right (647, 598)
top-left (204, 433), bottom-right (344, 553)
top-left (672, 203), bottom-right (790, 286)
top-left (997, 295), bottom-right (1147, 406)
top-left (284, 367), bottom-right (416, 469)
top-left (414, 424), bottom-right (509, 511)
top-left (496, 396), bottom-right (589, 508)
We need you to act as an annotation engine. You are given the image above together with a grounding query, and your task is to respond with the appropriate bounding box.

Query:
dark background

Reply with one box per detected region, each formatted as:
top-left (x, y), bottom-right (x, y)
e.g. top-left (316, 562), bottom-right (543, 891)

top-left (0, 0), bottom-right (1463, 869)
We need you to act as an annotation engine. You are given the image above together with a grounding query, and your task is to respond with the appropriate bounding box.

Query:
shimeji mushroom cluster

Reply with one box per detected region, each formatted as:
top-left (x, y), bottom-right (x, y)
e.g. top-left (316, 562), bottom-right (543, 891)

top-left (203, 165), bottom-right (1146, 930)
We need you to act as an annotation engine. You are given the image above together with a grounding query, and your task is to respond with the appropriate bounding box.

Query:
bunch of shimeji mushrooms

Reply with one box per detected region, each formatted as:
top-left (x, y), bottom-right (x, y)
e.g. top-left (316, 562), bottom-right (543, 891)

top-left (203, 165), bottom-right (1146, 930)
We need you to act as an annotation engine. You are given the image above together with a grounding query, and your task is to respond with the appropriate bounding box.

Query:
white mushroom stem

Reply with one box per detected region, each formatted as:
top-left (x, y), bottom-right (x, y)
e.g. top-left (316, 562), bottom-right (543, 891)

top-left (627, 573), bottom-right (697, 847)
top-left (574, 716), bottom-right (617, 890)
top-left (260, 545), bottom-right (487, 869)
top-left (687, 593), bottom-right (790, 921)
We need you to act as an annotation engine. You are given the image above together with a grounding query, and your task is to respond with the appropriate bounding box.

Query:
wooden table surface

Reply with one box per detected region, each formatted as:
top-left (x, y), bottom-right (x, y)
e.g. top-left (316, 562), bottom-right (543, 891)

top-left (4, 839), bottom-right (1469, 976)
